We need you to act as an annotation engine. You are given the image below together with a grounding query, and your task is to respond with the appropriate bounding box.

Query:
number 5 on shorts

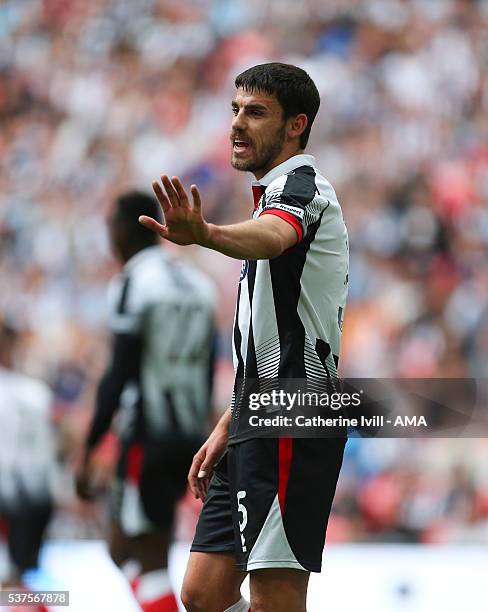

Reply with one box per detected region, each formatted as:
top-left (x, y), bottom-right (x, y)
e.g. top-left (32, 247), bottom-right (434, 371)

top-left (237, 490), bottom-right (247, 552)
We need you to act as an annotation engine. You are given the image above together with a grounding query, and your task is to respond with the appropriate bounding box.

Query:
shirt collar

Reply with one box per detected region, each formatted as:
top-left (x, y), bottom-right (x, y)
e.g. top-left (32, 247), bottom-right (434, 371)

top-left (252, 154), bottom-right (316, 188)
top-left (124, 245), bottom-right (163, 273)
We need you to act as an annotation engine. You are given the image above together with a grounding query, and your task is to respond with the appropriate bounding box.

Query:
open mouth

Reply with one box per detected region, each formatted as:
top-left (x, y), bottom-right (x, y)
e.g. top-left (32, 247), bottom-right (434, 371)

top-left (233, 139), bottom-right (251, 153)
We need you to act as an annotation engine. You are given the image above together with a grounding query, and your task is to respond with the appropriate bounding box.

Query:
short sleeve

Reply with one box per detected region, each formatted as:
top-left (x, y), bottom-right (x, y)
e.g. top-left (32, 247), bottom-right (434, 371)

top-left (257, 166), bottom-right (323, 244)
top-left (108, 274), bottom-right (143, 335)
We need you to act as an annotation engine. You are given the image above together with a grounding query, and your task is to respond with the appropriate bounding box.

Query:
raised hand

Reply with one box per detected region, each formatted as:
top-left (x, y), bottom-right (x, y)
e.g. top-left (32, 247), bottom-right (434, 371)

top-left (139, 175), bottom-right (210, 246)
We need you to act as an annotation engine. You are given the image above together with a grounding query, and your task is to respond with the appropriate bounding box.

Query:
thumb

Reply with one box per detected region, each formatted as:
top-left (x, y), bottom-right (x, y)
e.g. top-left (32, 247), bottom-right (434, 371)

top-left (139, 215), bottom-right (168, 237)
top-left (197, 457), bottom-right (213, 479)
top-left (198, 447), bottom-right (220, 478)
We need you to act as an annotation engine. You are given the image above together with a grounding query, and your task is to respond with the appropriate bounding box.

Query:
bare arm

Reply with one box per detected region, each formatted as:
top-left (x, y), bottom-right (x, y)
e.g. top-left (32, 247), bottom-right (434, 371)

top-left (139, 175), bottom-right (298, 260)
top-left (204, 216), bottom-right (296, 259)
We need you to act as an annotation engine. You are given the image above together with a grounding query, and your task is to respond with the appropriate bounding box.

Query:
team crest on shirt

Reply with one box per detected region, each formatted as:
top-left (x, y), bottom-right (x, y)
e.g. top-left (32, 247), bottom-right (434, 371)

top-left (239, 260), bottom-right (249, 282)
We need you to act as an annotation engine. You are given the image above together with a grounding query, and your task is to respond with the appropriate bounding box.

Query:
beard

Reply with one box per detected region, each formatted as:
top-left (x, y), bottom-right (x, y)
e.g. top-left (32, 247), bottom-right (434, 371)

top-left (231, 124), bottom-right (287, 173)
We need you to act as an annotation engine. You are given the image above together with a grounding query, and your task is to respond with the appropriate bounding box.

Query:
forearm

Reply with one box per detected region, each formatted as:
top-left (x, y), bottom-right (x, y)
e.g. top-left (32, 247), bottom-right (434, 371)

top-left (85, 333), bottom-right (142, 452)
top-left (203, 407), bottom-right (231, 449)
top-left (203, 220), bottom-right (286, 260)
top-left (85, 370), bottom-right (122, 451)
top-left (212, 407), bottom-right (231, 436)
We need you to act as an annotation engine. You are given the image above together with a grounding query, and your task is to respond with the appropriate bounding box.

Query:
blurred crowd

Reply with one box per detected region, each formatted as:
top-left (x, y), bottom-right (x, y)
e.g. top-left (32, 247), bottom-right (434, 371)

top-left (1, 0), bottom-right (488, 544)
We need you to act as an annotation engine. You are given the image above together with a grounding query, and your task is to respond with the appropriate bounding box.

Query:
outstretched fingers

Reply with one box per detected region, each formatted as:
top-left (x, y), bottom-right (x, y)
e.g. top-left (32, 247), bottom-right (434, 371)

top-left (161, 175), bottom-right (182, 208)
top-left (171, 179), bottom-right (202, 215)
top-left (191, 184), bottom-right (202, 215)
top-left (171, 176), bottom-right (191, 209)
top-left (153, 174), bottom-right (201, 215)
top-left (152, 180), bottom-right (171, 214)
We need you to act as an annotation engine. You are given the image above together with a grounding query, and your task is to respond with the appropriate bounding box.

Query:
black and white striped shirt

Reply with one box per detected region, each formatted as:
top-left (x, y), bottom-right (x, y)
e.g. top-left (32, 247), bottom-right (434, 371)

top-left (87, 246), bottom-right (216, 449)
top-left (229, 154), bottom-right (349, 443)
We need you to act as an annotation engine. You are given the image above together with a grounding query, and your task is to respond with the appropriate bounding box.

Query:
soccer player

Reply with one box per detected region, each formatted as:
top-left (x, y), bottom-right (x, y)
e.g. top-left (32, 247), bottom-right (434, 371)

top-left (76, 192), bottom-right (216, 612)
top-left (0, 321), bottom-right (54, 612)
top-left (139, 63), bottom-right (349, 612)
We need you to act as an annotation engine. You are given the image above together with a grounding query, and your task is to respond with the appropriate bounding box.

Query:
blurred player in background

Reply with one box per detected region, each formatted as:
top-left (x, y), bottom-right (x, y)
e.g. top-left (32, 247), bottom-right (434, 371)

top-left (76, 192), bottom-right (216, 612)
top-left (0, 321), bottom-right (54, 611)
top-left (140, 63), bottom-right (348, 612)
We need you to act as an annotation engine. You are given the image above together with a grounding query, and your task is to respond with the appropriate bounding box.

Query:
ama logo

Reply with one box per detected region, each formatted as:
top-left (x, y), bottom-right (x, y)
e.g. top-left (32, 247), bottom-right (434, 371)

top-left (239, 260), bottom-right (249, 282)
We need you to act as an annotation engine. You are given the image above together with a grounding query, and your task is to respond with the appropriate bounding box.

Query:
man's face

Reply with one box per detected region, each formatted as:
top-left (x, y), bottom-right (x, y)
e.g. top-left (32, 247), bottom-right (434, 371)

top-left (230, 87), bottom-right (287, 178)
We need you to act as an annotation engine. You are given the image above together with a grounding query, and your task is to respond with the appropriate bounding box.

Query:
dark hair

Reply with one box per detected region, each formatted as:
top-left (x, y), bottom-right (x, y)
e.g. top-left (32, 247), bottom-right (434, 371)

top-left (114, 190), bottom-right (161, 246)
top-left (235, 63), bottom-right (320, 149)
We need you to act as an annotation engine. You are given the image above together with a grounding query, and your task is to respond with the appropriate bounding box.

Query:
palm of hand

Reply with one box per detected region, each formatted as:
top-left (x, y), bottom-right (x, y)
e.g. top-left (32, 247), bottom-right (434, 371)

top-left (164, 205), bottom-right (207, 246)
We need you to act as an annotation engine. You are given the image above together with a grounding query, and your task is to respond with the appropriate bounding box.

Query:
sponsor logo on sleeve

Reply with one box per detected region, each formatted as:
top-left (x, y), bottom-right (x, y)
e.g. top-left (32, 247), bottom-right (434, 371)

top-left (266, 203), bottom-right (304, 219)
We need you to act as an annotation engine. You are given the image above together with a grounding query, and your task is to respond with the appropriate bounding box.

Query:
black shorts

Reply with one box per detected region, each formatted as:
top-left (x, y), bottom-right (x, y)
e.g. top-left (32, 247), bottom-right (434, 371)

top-left (111, 436), bottom-right (201, 536)
top-left (1, 496), bottom-right (52, 573)
top-left (191, 437), bottom-right (346, 572)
